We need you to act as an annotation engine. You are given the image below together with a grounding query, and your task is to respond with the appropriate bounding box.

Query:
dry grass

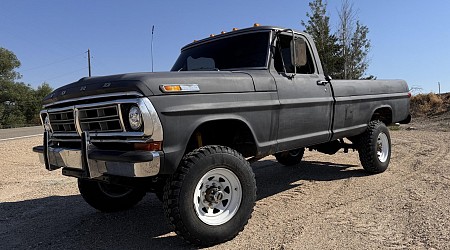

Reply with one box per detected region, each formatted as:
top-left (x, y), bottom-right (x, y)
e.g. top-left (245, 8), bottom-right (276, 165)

top-left (410, 92), bottom-right (449, 117)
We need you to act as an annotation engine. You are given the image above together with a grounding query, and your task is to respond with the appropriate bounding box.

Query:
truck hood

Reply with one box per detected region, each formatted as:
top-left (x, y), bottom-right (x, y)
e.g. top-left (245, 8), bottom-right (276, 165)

top-left (42, 71), bottom-right (255, 106)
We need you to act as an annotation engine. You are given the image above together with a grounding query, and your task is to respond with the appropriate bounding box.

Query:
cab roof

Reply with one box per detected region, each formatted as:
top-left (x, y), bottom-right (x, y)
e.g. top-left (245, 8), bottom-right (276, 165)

top-left (181, 25), bottom-right (307, 51)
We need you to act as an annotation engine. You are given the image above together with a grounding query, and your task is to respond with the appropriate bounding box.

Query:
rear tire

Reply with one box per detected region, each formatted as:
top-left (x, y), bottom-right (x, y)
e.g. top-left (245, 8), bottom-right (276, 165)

top-left (155, 191), bottom-right (164, 202)
top-left (357, 120), bottom-right (391, 173)
top-left (274, 148), bottom-right (305, 166)
top-left (163, 145), bottom-right (256, 246)
top-left (78, 179), bottom-right (146, 212)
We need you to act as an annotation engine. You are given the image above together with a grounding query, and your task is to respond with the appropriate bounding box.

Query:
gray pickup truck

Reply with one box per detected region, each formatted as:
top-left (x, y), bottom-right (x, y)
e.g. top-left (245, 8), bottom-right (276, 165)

top-left (33, 25), bottom-right (410, 246)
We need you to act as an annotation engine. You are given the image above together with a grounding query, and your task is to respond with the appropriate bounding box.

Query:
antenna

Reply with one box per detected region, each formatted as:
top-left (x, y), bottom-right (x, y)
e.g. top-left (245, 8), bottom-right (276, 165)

top-left (151, 25), bottom-right (155, 72)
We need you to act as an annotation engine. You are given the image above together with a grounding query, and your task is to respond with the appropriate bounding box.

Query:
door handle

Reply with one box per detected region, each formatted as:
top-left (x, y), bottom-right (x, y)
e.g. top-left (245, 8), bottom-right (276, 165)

top-left (317, 80), bottom-right (328, 85)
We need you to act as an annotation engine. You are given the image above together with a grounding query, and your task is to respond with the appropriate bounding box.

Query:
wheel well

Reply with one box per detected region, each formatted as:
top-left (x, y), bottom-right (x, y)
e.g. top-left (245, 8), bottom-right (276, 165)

top-left (185, 120), bottom-right (257, 158)
top-left (371, 107), bottom-right (392, 125)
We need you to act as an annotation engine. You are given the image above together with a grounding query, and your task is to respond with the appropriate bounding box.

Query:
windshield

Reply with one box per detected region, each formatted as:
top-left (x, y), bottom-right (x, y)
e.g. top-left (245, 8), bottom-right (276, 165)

top-left (171, 31), bottom-right (270, 71)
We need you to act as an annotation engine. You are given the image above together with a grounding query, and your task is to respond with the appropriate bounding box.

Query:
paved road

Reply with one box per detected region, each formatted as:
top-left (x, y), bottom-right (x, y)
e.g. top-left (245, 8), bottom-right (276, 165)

top-left (0, 126), bottom-right (42, 140)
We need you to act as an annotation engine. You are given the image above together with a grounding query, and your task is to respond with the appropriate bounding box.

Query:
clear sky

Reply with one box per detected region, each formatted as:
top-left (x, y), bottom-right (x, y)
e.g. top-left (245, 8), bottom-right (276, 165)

top-left (1, 0), bottom-right (449, 94)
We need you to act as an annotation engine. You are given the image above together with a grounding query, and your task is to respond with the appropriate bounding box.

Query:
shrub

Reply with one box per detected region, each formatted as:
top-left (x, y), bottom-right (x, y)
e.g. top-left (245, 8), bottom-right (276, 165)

top-left (410, 93), bottom-right (446, 117)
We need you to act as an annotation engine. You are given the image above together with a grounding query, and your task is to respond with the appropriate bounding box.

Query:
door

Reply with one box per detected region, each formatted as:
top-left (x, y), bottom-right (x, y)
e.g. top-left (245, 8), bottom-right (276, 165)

top-left (272, 34), bottom-right (333, 151)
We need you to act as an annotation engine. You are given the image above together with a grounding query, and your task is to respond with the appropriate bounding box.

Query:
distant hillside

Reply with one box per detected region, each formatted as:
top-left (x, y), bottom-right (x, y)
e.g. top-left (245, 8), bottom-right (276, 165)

top-left (410, 92), bottom-right (450, 117)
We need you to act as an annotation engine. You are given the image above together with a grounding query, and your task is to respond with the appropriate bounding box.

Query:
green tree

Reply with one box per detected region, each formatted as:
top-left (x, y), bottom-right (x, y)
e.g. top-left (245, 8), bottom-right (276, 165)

top-left (0, 47), bottom-right (53, 127)
top-left (301, 0), bottom-right (343, 78)
top-left (348, 21), bottom-right (371, 79)
top-left (2, 105), bottom-right (26, 127)
top-left (302, 0), bottom-right (373, 79)
top-left (35, 82), bottom-right (53, 100)
top-left (336, 0), bottom-right (371, 79)
top-left (31, 82), bottom-right (53, 123)
top-left (0, 81), bottom-right (35, 127)
top-left (0, 47), bottom-right (21, 81)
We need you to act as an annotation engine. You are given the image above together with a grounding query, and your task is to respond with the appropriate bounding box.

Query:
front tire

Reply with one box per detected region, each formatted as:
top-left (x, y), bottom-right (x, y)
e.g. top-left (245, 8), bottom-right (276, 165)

top-left (78, 179), bottom-right (146, 212)
top-left (163, 145), bottom-right (256, 246)
top-left (274, 148), bottom-right (305, 166)
top-left (357, 120), bottom-right (391, 173)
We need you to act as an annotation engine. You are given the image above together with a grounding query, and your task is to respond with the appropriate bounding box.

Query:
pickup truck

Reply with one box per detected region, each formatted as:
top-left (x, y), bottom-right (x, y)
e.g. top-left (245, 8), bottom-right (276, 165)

top-left (33, 25), bottom-right (411, 246)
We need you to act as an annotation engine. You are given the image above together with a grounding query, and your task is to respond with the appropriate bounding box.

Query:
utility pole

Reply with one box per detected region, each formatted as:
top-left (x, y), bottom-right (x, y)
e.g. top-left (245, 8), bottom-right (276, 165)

top-left (151, 25), bottom-right (155, 72)
top-left (87, 49), bottom-right (92, 77)
top-left (438, 82), bottom-right (441, 95)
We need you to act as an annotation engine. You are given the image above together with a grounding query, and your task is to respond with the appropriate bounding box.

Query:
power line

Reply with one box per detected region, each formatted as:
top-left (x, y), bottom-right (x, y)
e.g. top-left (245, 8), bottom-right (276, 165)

top-left (20, 52), bottom-right (85, 72)
top-left (41, 67), bottom-right (88, 83)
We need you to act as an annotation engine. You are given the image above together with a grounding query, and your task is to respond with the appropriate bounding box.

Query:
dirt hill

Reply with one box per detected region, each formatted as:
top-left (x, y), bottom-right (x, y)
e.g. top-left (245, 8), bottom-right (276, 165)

top-left (408, 92), bottom-right (450, 132)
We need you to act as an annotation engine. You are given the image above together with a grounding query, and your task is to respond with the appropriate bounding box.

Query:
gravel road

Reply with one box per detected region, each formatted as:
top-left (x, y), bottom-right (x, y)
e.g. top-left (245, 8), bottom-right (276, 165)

top-left (1, 125), bottom-right (449, 249)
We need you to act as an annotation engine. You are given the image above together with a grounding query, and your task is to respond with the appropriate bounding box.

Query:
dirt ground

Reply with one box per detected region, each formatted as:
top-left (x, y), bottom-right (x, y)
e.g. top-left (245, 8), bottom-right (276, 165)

top-left (1, 121), bottom-right (449, 249)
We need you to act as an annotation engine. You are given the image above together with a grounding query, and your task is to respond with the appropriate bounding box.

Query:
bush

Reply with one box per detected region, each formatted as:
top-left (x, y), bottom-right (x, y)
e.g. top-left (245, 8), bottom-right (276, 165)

top-left (410, 93), bottom-right (446, 117)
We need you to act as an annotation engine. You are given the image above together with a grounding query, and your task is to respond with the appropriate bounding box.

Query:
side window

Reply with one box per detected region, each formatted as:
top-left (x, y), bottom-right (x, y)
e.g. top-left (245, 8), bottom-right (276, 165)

top-left (274, 35), bottom-right (315, 74)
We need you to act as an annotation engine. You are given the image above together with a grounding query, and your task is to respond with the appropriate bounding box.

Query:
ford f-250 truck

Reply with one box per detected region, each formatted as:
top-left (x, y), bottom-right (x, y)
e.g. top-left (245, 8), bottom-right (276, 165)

top-left (33, 25), bottom-right (411, 246)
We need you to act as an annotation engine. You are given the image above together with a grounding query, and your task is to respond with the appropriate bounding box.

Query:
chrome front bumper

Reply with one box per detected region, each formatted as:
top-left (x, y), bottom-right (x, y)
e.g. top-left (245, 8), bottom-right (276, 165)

top-left (33, 131), bottom-right (162, 178)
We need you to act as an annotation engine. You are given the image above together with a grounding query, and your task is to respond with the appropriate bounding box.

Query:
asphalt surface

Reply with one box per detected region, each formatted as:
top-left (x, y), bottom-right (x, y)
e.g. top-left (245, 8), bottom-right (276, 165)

top-left (0, 126), bottom-right (42, 140)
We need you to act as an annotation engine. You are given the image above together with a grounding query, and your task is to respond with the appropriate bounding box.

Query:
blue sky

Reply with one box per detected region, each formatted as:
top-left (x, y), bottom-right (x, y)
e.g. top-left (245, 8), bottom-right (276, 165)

top-left (1, 0), bottom-right (449, 94)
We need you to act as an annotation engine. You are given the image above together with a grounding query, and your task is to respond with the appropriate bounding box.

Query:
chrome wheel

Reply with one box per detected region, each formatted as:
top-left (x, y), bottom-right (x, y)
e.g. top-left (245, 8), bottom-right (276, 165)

top-left (194, 168), bottom-right (242, 226)
top-left (376, 132), bottom-right (389, 163)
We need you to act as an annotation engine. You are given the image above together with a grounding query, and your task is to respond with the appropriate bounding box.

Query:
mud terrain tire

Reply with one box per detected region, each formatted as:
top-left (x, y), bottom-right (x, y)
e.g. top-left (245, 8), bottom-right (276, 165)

top-left (163, 145), bottom-right (256, 246)
top-left (358, 120), bottom-right (391, 173)
top-left (78, 179), bottom-right (146, 212)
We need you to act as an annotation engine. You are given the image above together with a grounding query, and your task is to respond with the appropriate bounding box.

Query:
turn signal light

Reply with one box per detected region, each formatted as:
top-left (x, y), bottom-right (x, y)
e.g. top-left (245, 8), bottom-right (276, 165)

top-left (134, 141), bottom-right (162, 151)
top-left (160, 84), bottom-right (200, 92)
top-left (162, 85), bottom-right (182, 92)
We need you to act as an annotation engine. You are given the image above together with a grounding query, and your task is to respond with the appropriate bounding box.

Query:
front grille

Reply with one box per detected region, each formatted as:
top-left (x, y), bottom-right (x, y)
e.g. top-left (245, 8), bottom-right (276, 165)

top-left (78, 105), bottom-right (122, 132)
top-left (40, 95), bottom-right (163, 144)
top-left (49, 109), bottom-right (76, 132)
top-left (47, 104), bottom-right (124, 134)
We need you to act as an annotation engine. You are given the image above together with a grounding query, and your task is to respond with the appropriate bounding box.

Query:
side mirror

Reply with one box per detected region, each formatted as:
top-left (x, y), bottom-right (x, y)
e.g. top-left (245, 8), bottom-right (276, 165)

top-left (290, 38), bottom-right (307, 68)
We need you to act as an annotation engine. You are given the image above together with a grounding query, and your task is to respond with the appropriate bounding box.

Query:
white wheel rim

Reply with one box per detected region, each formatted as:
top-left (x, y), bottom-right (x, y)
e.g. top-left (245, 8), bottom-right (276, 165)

top-left (193, 168), bottom-right (242, 226)
top-left (376, 132), bottom-right (389, 163)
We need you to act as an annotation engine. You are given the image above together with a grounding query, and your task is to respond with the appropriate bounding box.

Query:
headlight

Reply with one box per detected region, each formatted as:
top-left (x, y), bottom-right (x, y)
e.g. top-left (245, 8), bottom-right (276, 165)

top-left (128, 106), bottom-right (143, 131)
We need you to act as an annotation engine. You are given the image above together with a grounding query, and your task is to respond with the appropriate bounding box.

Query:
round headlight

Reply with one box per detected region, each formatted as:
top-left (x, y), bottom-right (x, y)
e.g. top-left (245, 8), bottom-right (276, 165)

top-left (128, 106), bottom-right (143, 131)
